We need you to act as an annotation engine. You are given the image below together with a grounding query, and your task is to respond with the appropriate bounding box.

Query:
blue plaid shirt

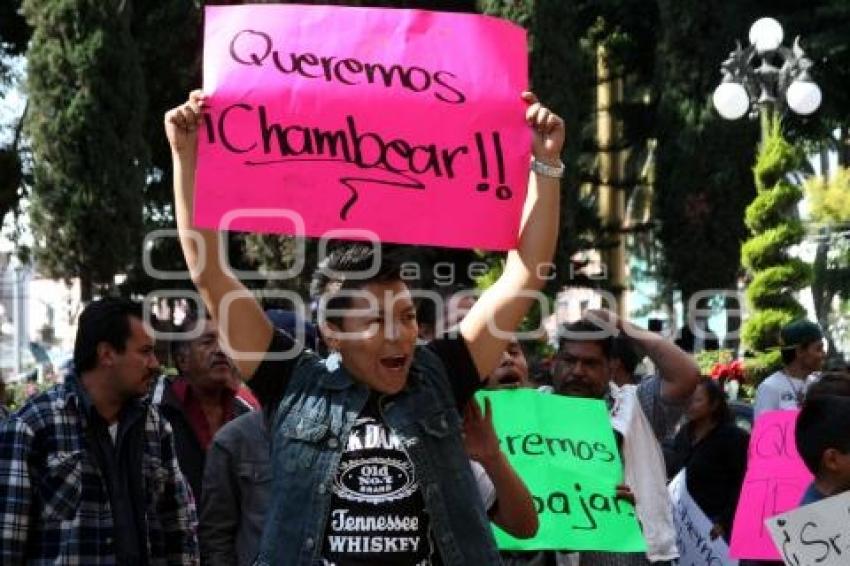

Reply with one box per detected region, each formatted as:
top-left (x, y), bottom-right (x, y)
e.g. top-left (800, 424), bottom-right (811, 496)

top-left (0, 373), bottom-right (199, 564)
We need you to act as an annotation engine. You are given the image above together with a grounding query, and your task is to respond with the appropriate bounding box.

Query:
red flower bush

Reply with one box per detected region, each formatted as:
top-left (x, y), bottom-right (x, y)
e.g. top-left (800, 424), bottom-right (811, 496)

top-left (710, 359), bottom-right (746, 383)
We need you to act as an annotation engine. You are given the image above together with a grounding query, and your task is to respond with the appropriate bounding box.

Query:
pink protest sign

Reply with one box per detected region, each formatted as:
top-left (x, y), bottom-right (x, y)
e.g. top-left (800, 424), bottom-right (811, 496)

top-left (196, 4), bottom-right (530, 250)
top-left (729, 410), bottom-right (813, 559)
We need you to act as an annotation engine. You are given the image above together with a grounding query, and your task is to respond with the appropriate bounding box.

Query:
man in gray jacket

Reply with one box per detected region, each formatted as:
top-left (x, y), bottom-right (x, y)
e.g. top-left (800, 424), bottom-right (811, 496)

top-left (200, 409), bottom-right (272, 566)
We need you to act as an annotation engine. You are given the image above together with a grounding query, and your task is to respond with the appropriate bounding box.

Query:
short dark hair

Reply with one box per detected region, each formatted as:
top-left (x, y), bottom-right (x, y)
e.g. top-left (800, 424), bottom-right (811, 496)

top-left (311, 244), bottom-right (408, 327)
top-left (610, 335), bottom-right (640, 373)
top-left (557, 319), bottom-right (615, 358)
top-left (698, 376), bottom-right (731, 425)
top-left (415, 294), bottom-right (437, 327)
top-left (796, 394), bottom-right (850, 475)
top-left (73, 298), bottom-right (144, 373)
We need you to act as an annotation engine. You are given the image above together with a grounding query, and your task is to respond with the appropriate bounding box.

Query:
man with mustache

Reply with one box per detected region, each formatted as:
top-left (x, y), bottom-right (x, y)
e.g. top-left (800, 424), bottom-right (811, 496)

top-left (553, 310), bottom-right (700, 566)
top-left (154, 313), bottom-right (256, 500)
top-left (0, 298), bottom-right (198, 564)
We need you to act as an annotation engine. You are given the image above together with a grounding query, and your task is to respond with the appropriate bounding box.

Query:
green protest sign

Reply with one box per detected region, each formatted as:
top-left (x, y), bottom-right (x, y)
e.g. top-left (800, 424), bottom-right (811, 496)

top-left (475, 389), bottom-right (646, 552)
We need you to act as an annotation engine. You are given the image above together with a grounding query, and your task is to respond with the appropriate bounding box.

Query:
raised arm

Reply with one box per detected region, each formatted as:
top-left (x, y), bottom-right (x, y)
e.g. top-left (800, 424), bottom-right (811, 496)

top-left (460, 92), bottom-right (563, 380)
top-left (165, 91), bottom-right (272, 379)
top-left (624, 320), bottom-right (699, 402)
top-left (589, 309), bottom-right (700, 403)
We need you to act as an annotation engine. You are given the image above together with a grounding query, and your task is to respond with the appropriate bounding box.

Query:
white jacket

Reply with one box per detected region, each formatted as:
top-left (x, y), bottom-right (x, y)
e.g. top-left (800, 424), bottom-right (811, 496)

top-left (609, 382), bottom-right (679, 562)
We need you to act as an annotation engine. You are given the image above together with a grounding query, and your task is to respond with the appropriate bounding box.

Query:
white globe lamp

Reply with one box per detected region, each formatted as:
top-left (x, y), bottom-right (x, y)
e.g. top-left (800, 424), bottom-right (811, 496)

top-left (786, 80), bottom-right (822, 115)
top-left (749, 17), bottom-right (784, 53)
top-left (713, 82), bottom-right (750, 120)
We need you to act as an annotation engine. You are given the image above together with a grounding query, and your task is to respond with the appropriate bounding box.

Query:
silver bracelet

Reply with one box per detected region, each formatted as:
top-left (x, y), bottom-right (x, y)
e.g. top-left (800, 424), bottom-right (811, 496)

top-left (531, 157), bottom-right (565, 179)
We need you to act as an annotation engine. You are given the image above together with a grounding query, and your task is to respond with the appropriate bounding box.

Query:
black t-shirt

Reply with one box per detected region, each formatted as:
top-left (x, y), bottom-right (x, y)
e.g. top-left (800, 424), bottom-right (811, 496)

top-left (322, 393), bottom-right (438, 565)
top-left (249, 331), bottom-right (481, 565)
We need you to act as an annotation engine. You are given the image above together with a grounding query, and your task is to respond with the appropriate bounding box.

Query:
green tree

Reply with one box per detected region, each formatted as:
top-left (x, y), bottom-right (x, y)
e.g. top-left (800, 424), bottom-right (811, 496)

top-left (806, 167), bottom-right (850, 223)
top-left (119, 2), bottom-right (203, 299)
top-left (0, 115), bottom-right (24, 225)
top-left (653, 0), bottom-right (760, 331)
top-left (740, 117), bottom-right (811, 375)
top-left (651, 2), bottom-right (850, 362)
top-left (23, 0), bottom-right (147, 301)
top-left (805, 167), bottom-right (850, 356)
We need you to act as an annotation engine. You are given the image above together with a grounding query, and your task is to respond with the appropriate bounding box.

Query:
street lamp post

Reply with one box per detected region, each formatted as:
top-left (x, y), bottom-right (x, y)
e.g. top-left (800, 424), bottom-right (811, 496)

top-left (712, 17), bottom-right (821, 139)
top-left (712, 17), bottom-right (820, 366)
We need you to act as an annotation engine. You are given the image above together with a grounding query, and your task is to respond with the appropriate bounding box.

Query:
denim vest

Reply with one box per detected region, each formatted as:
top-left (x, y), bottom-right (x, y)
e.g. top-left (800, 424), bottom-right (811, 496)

top-left (255, 345), bottom-right (501, 566)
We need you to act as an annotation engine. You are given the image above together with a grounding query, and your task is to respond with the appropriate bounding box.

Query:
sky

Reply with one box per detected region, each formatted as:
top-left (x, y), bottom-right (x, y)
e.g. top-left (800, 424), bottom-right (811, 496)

top-left (0, 55), bottom-right (25, 146)
top-left (0, 54), bottom-right (29, 253)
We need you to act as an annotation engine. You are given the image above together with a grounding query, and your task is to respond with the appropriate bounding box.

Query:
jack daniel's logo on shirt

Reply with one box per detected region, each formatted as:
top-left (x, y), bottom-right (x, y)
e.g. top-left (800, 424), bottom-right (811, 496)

top-left (322, 408), bottom-right (440, 565)
top-left (335, 457), bottom-right (417, 503)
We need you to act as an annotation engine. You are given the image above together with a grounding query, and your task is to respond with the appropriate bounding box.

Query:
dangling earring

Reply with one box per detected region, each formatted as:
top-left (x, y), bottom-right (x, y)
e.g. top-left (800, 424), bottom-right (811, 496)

top-left (324, 348), bottom-right (341, 371)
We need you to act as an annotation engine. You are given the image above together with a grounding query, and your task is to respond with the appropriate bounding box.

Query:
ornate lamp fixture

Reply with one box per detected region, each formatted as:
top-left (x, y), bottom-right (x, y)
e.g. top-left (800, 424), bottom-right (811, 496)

top-left (713, 17), bottom-right (821, 120)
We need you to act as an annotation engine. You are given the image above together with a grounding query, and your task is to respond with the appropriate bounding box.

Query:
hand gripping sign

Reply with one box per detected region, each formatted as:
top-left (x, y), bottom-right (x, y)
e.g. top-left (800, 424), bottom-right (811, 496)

top-left (668, 470), bottom-right (738, 566)
top-left (476, 389), bottom-right (646, 552)
top-left (197, 5), bottom-right (531, 250)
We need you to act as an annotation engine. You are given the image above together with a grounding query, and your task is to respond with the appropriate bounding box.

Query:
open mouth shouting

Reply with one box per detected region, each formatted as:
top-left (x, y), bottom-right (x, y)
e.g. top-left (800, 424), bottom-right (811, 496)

top-left (380, 355), bottom-right (408, 371)
top-left (496, 371), bottom-right (522, 388)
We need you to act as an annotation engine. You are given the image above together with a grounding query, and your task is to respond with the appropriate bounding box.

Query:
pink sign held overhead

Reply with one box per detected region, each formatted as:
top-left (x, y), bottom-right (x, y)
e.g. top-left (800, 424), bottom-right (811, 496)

top-left (196, 4), bottom-right (530, 250)
top-left (729, 410), bottom-right (813, 560)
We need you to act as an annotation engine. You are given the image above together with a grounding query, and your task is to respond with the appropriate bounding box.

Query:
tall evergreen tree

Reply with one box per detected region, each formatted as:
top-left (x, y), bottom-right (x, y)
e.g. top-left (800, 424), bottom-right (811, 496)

top-left (653, 0), bottom-right (760, 330)
top-left (23, 0), bottom-right (147, 301)
top-left (120, 2), bottom-right (202, 298)
top-left (741, 117), bottom-right (810, 374)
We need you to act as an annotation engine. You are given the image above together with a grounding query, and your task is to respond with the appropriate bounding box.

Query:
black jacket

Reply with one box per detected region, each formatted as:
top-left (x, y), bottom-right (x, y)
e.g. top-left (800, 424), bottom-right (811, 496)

top-left (667, 420), bottom-right (749, 536)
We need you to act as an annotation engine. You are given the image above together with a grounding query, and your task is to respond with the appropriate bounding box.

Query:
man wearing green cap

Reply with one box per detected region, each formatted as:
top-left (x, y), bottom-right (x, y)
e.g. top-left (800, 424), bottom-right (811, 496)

top-left (753, 320), bottom-right (825, 418)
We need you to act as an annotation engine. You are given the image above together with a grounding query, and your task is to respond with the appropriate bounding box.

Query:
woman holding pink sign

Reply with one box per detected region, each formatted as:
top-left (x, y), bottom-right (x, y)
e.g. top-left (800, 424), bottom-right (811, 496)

top-left (166, 81), bottom-right (564, 566)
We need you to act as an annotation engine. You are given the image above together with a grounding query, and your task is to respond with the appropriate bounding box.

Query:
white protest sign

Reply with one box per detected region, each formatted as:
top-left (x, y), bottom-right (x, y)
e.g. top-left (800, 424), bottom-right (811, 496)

top-left (669, 470), bottom-right (739, 566)
top-left (765, 490), bottom-right (850, 566)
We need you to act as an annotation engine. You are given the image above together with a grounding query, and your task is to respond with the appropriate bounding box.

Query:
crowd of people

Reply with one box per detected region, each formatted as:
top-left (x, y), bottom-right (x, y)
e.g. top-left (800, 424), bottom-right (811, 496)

top-left (0, 89), bottom-right (847, 566)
